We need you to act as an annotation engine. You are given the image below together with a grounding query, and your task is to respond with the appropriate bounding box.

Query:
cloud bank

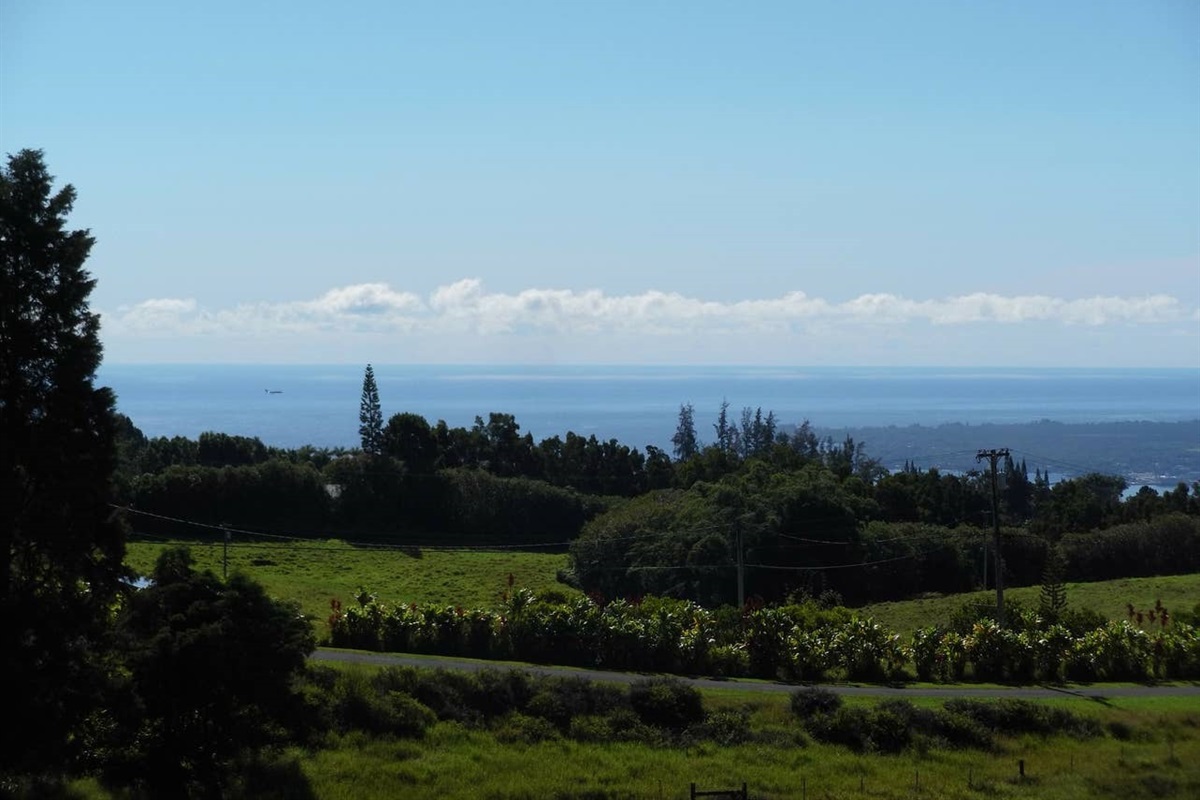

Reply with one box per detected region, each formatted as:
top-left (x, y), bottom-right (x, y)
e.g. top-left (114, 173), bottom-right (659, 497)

top-left (103, 280), bottom-right (1194, 339)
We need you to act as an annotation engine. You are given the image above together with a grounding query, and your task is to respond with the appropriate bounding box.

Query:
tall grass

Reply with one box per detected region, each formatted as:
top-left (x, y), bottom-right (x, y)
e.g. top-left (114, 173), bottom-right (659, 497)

top-left (299, 715), bottom-right (1200, 799)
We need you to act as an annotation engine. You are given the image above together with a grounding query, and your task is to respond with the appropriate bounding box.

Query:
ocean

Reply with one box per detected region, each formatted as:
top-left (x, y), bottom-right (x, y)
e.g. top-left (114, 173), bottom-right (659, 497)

top-left (97, 364), bottom-right (1200, 454)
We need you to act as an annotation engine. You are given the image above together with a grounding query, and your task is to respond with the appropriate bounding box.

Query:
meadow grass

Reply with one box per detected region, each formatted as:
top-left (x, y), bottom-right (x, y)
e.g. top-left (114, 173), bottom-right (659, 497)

top-left (296, 711), bottom-right (1200, 799)
top-left (861, 573), bottom-right (1200, 635)
top-left (125, 539), bottom-right (576, 631)
top-left (293, 671), bottom-right (1200, 799)
top-left (66, 661), bottom-right (1200, 799)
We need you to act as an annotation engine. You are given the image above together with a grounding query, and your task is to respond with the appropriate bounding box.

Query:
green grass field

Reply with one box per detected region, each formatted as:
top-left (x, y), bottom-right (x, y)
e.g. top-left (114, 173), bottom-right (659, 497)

top-left (65, 669), bottom-right (1200, 799)
top-left (861, 574), bottom-right (1200, 635)
top-left (125, 539), bottom-right (577, 630)
top-left (297, 719), bottom-right (1199, 799)
top-left (126, 539), bottom-right (1200, 647)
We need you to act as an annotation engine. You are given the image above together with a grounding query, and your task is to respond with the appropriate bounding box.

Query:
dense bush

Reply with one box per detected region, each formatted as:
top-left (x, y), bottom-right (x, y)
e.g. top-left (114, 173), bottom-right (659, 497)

top-left (103, 548), bottom-right (315, 796)
top-left (329, 588), bottom-right (1200, 683)
top-left (629, 678), bottom-right (705, 731)
top-left (790, 688), bottom-right (842, 719)
top-left (329, 669), bottom-right (437, 737)
top-left (943, 699), bottom-right (1102, 739)
top-left (795, 696), bottom-right (1098, 754)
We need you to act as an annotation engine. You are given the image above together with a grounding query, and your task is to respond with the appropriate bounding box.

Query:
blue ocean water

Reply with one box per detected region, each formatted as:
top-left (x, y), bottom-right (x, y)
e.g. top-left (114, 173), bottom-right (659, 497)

top-left (97, 364), bottom-right (1200, 453)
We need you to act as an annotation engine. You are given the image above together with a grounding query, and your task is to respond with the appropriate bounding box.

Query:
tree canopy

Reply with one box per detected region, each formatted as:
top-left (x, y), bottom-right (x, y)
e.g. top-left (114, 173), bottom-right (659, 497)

top-left (0, 149), bottom-right (126, 772)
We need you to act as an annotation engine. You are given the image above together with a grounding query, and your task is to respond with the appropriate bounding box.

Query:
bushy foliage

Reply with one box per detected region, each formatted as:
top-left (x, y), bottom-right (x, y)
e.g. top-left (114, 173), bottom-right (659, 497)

top-left (1060, 514), bottom-right (1200, 581)
top-left (790, 688), bottom-right (843, 719)
top-left (328, 669), bottom-right (437, 737)
top-left (628, 678), bottom-right (705, 731)
top-left (437, 468), bottom-right (608, 544)
top-left (103, 548), bottom-right (315, 796)
top-left (684, 709), bottom-right (753, 746)
top-left (943, 699), bottom-right (1102, 739)
top-left (796, 696), bottom-right (1098, 754)
top-left (131, 458), bottom-right (331, 534)
top-left (330, 587), bottom-right (1200, 683)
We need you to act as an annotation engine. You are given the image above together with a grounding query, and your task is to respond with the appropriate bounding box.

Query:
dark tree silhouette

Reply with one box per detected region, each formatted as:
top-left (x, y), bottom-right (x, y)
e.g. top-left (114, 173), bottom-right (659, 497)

top-left (672, 402), bottom-right (698, 461)
top-left (0, 149), bottom-right (126, 772)
top-left (109, 548), bottom-right (315, 795)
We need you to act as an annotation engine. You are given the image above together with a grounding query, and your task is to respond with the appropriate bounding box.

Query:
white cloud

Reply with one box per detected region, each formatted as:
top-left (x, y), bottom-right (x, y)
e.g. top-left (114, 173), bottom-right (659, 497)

top-left (100, 281), bottom-right (1196, 342)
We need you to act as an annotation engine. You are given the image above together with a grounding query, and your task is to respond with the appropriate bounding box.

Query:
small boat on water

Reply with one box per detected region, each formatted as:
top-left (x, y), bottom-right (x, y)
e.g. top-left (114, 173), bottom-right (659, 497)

top-left (265, 389), bottom-right (284, 394)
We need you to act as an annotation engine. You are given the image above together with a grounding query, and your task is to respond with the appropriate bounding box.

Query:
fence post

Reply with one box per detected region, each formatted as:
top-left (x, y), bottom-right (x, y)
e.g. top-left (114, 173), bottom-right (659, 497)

top-left (1018, 759), bottom-right (1025, 782)
top-left (690, 783), bottom-right (696, 800)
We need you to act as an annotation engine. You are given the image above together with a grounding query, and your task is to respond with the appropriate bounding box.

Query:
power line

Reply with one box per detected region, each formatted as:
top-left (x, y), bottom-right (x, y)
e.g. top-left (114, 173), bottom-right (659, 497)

top-left (113, 505), bottom-right (577, 551)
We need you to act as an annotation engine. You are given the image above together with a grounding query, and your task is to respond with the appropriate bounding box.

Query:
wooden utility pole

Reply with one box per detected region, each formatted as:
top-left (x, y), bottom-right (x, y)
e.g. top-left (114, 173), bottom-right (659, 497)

top-left (976, 449), bottom-right (1009, 625)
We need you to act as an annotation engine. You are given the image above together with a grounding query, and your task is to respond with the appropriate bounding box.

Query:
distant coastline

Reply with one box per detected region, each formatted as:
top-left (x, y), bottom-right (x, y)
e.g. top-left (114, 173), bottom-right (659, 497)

top-left (810, 419), bottom-right (1200, 486)
top-left (98, 364), bottom-right (1199, 484)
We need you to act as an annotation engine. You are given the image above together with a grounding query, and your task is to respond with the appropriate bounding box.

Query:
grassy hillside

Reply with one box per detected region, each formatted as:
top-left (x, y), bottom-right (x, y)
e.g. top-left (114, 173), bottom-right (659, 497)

top-left (125, 539), bottom-right (577, 630)
top-left (861, 573), bottom-right (1200, 635)
top-left (126, 540), bottom-right (1200, 646)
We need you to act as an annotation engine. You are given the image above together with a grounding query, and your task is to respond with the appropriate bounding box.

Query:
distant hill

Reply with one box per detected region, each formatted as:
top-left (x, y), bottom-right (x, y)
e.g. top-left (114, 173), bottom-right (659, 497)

top-left (812, 419), bottom-right (1200, 485)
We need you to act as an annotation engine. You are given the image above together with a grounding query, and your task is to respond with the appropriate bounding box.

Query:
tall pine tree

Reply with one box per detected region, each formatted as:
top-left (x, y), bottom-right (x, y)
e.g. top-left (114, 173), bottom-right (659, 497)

top-left (671, 402), bottom-right (698, 460)
top-left (358, 363), bottom-right (383, 454)
top-left (1038, 545), bottom-right (1069, 624)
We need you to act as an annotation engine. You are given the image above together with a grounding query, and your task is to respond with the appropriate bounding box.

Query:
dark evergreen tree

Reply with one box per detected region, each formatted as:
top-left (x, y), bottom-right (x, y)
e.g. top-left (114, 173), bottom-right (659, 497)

top-left (0, 149), bottom-right (126, 774)
top-left (1038, 544), bottom-right (1069, 623)
top-left (714, 399), bottom-right (736, 455)
top-left (671, 402), bottom-right (698, 461)
top-left (358, 363), bottom-right (383, 454)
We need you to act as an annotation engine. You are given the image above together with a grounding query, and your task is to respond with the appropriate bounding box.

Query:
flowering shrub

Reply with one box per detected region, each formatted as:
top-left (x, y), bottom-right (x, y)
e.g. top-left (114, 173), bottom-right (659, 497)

top-left (327, 587), bottom-right (1200, 683)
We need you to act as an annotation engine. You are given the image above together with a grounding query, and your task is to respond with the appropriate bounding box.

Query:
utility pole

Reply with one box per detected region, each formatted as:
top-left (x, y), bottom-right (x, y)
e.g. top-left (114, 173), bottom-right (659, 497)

top-left (976, 449), bottom-right (1009, 625)
top-left (222, 524), bottom-right (231, 580)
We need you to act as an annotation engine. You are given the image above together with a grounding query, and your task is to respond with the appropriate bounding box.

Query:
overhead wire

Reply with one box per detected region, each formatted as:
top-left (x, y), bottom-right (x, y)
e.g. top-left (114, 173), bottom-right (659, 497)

top-left (114, 505), bottom-right (577, 551)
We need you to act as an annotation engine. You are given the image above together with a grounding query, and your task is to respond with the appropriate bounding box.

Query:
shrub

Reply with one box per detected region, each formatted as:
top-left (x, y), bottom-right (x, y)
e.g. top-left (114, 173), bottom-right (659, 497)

top-left (329, 670), bottom-right (435, 737)
top-left (752, 725), bottom-right (809, 748)
top-left (929, 710), bottom-right (995, 750)
top-left (1060, 606), bottom-right (1108, 636)
top-left (400, 669), bottom-right (478, 723)
top-left (684, 709), bottom-right (752, 746)
top-left (470, 669), bottom-right (535, 719)
top-left (865, 701), bottom-right (915, 753)
top-left (567, 714), bottom-right (613, 742)
top-left (790, 688), bottom-right (842, 719)
top-left (805, 706), bottom-right (874, 751)
top-left (629, 678), bottom-right (704, 732)
top-left (602, 708), bottom-right (664, 745)
top-left (943, 699), bottom-right (1101, 739)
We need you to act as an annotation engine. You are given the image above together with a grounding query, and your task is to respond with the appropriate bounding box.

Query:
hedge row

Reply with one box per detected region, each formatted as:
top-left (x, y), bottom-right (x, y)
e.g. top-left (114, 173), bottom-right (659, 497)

top-left (328, 590), bottom-right (1200, 682)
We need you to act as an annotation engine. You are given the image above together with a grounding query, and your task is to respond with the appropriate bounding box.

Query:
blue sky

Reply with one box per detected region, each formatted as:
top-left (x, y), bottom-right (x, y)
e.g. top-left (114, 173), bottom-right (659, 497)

top-left (3, 0), bottom-right (1198, 366)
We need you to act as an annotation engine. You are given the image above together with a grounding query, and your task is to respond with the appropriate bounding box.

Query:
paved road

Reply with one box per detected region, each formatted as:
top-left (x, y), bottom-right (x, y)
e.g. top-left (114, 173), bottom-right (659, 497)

top-left (312, 648), bottom-right (1200, 700)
